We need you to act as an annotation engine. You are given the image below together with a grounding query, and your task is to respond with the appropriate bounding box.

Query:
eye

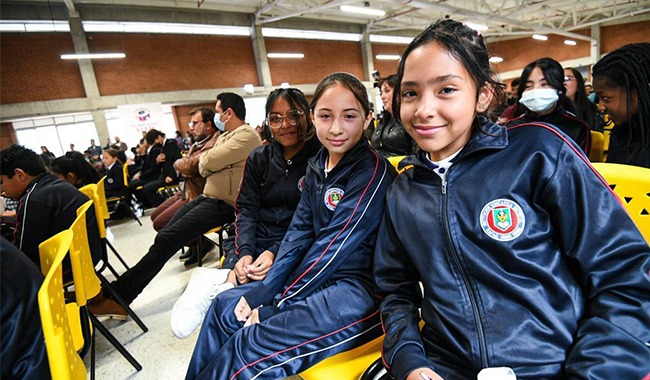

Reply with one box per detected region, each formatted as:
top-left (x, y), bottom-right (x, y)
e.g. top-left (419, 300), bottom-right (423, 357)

top-left (440, 87), bottom-right (456, 95)
top-left (402, 89), bottom-right (416, 98)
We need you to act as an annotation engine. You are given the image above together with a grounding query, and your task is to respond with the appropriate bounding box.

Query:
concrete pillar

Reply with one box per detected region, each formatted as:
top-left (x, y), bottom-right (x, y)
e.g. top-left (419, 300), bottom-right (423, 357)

top-left (590, 24), bottom-right (601, 66)
top-left (92, 109), bottom-right (110, 144)
top-left (251, 22), bottom-right (273, 88)
top-left (67, 16), bottom-right (101, 98)
top-left (360, 27), bottom-right (375, 82)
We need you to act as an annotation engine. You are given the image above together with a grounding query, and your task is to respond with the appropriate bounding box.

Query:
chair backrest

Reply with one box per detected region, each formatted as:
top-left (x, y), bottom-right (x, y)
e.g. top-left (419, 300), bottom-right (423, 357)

top-left (69, 200), bottom-right (103, 306)
top-left (592, 162), bottom-right (650, 243)
top-left (122, 162), bottom-right (130, 186)
top-left (37, 229), bottom-right (87, 380)
top-left (95, 176), bottom-right (112, 220)
top-left (589, 131), bottom-right (605, 163)
top-left (79, 183), bottom-right (107, 239)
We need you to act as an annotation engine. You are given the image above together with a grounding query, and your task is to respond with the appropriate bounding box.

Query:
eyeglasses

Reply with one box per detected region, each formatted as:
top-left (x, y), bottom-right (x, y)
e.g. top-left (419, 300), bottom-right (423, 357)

top-left (563, 76), bottom-right (575, 82)
top-left (267, 109), bottom-right (304, 129)
top-left (188, 120), bottom-right (204, 128)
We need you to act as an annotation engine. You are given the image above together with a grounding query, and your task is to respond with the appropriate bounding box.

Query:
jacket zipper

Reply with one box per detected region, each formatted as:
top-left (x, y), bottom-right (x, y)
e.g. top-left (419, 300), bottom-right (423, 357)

top-left (440, 170), bottom-right (488, 367)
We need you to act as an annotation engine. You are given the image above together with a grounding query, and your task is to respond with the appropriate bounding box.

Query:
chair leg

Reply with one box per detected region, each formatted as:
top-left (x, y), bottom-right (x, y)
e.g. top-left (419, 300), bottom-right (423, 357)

top-left (97, 274), bottom-right (148, 333)
top-left (91, 325), bottom-right (96, 380)
top-left (105, 239), bottom-right (131, 271)
top-left (89, 313), bottom-right (142, 371)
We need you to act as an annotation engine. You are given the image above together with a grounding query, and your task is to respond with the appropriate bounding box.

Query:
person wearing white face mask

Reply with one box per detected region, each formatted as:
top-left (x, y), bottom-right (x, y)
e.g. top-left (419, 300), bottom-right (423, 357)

top-left (508, 57), bottom-right (591, 155)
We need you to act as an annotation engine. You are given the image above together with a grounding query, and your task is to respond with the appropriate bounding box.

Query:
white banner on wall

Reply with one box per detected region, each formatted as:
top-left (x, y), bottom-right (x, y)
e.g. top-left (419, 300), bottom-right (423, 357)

top-left (118, 102), bottom-right (164, 133)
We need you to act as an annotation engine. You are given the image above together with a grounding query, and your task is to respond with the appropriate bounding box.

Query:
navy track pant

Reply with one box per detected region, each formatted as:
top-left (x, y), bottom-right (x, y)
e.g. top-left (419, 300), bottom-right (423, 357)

top-left (186, 277), bottom-right (382, 380)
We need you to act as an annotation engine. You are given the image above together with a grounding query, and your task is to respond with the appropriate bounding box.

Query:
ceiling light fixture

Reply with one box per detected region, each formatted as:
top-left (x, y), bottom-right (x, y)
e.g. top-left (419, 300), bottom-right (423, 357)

top-left (369, 34), bottom-right (413, 44)
top-left (267, 53), bottom-right (304, 59)
top-left (532, 34), bottom-right (548, 41)
top-left (340, 5), bottom-right (386, 17)
top-left (489, 56), bottom-right (504, 63)
top-left (564, 39), bottom-right (577, 46)
top-left (60, 53), bottom-right (126, 60)
top-left (464, 21), bottom-right (489, 32)
top-left (376, 54), bottom-right (400, 60)
top-left (262, 28), bottom-right (361, 41)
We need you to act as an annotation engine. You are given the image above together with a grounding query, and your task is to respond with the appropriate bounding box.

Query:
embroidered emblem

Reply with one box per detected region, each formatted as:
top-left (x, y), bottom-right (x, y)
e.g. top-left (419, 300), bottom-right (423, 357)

top-left (107, 178), bottom-right (114, 184)
top-left (480, 198), bottom-right (525, 242)
top-left (324, 187), bottom-right (344, 211)
top-left (297, 176), bottom-right (305, 192)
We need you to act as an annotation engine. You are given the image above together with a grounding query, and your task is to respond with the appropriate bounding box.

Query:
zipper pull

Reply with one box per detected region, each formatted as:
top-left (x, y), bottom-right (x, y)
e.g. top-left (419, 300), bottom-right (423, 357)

top-left (441, 177), bottom-right (447, 194)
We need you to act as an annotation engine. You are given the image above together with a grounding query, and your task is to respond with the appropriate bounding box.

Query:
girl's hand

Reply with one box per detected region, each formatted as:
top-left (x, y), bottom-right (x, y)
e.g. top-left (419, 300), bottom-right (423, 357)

top-left (245, 250), bottom-right (275, 281)
top-left (234, 296), bottom-right (252, 322)
top-left (243, 308), bottom-right (260, 327)
top-left (406, 368), bottom-right (444, 380)
top-left (234, 256), bottom-right (254, 285)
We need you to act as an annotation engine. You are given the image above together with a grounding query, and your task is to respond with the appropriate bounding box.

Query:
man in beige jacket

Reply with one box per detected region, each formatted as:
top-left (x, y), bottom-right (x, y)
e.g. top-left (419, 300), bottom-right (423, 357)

top-left (90, 92), bottom-right (261, 317)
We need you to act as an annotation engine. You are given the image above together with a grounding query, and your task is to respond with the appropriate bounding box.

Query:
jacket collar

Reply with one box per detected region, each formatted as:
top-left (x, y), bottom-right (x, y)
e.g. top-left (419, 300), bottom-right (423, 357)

top-left (401, 121), bottom-right (507, 171)
top-left (309, 138), bottom-right (370, 177)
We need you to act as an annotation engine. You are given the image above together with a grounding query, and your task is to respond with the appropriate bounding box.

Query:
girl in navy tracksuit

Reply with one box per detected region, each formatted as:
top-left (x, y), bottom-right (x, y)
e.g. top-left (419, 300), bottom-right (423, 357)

top-left (170, 88), bottom-right (320, 339)
top-left (186, 72), bottom-right (396, 380)
top-left (374, 19), bottom-right (650, 380)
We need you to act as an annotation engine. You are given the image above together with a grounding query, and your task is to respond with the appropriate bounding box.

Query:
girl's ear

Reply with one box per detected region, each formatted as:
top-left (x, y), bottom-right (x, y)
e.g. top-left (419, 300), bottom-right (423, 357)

top-left (475, 84), bottom-right (495, 113)
top-left (310, 109), bottom-right (316, 125)
top-left (363, 112), bottom-right (373, 130)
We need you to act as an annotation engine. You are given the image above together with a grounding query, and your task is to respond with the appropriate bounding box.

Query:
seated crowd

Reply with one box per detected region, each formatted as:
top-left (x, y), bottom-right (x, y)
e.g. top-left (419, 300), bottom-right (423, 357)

top-left (1, 22), bottom-right (649, 380)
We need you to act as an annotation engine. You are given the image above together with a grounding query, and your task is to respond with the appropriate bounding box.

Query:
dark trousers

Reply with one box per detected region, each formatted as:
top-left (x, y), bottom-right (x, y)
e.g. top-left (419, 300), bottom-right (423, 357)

top-left (141, 178), bottom-right (177, 208)
top-left (111, 196), bottom-right (235, 304)
top-left (185, 278), bottom-right (382, 380)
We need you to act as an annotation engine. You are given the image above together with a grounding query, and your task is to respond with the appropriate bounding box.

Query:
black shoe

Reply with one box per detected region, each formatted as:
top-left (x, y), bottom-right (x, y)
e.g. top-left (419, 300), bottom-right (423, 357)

top-left (183, 248), bottom-right (211, 269)
top-left (178, 247), bottom-right (195, 261)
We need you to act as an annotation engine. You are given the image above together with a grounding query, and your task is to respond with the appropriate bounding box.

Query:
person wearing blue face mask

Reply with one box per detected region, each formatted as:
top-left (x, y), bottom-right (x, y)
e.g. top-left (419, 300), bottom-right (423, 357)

top-left (508, 57), bottom-right (591, 155)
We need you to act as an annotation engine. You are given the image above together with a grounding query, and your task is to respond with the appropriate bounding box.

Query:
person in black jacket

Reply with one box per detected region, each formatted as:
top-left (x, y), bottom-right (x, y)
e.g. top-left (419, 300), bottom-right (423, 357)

top-left (508, 57), bottom-right (591, 155)
top-left (50, 151), bottom-right (100, 188)
top-left (101, 149), bottom-right (126, 197)
top-left (170, 88), bottom-right (321, 339)
top-left (140, 129), bottom-right (182, 207)
top-left (0, 145), bottom-right (102, 282)
top-left (592, 42), bottom-right (650, 168)
top-left (128, 130), bottom-right (164, 207)
top-left (371, 74), bottom-right (415, 157)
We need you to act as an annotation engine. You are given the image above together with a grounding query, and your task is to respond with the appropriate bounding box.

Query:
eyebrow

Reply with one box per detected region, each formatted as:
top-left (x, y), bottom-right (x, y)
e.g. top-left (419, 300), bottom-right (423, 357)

top-left (402, 74), bottom-right (463, 87)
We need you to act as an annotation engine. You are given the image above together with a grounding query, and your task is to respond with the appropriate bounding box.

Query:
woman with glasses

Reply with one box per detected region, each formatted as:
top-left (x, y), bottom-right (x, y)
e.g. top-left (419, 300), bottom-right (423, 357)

top-left (508, 57), bottom-right (591, 155)
top-left (563, 67), bottom-right (605, 132)
top-left (170, 87), bottom-right (320, 339)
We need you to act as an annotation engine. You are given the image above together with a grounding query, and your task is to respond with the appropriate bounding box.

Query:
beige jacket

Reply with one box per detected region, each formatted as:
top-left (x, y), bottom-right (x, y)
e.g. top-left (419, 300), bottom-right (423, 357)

top-left (198, 124), bottom-right (261, 206)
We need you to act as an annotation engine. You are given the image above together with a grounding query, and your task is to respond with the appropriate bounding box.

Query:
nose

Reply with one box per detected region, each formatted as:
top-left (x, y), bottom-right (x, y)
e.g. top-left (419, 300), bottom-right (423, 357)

top-left (414, 91), bottom-right (436, 121)
top-left (330, 116), bottom-right (344, 135)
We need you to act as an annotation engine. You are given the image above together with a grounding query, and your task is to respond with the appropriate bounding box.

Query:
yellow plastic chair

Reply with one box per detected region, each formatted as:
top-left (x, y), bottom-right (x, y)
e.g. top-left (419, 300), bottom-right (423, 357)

top-left (300, 334), bottom-right (384, 380)
top-left (79, 183), bottom-right (130, 276)
top-left (71, 200), bottom-right (144, 374)
top-left (589, 131), bottom-right (605, 163)
top-left (387, 155), bottom-right (413, 174)
top-left (592, 163), bottom-right (650, 243)
top-left (192, 223), bottom-right (229, 267)
top-left (38, 229), bottom-right (87, 380)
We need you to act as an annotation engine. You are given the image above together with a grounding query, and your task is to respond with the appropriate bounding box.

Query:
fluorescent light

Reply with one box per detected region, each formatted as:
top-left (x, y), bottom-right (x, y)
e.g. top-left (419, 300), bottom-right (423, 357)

top-left (61, 53), bottom-right (126, 60)
top-left (340, 5), bottom-right (386, 17)
top-left (267, 53), bottom-right (304, 59)
top-left (464, 22), bottom-right (488, 32)
top-left (489, 56), bottom-right (504, 63)
top-left (82, 21), bottom-right (251, 36)
top-left (376, 54), bottom-right (400, 60)
top-left (564, 39), bottom-right (577, 46)
top-left (369, 34), bottom-right (413, 44)
top-left (532, 34), bottom-right (548, 41)
top-left (262, 27), bottom-right (361, 42)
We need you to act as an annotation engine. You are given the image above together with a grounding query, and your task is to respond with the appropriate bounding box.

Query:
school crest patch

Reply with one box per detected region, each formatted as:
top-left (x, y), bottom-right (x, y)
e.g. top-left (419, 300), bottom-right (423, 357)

top-left (480, 198), bottom-right (525, 242)
top-left (297, 176), bottom-right (305, 192)
top-left (324, 187), bottom-right (344, 211)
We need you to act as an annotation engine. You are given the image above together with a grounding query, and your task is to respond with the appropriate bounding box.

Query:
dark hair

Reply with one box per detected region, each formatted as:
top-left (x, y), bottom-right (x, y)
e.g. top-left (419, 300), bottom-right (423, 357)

top-left (103, 148), bottom-right (121, 160)
top-left (517, 57), bottom-right (573, 113)
top-left (190, 106), bottom-right (216, 125)
top-left (565, 67), bottom-right (600, 129)
top-left (265, 87), bottom-right (315, 141)
top-left (0, 145), bottom-right (46, 178)
top-left (217, 92), bottom-right (246, 120)
top-left (380, 74), bottom-right (398, 89)
top-left (393, 19), bottom-right (505, 128)
top-left (145, 129), bottom-right (162, 145)
top-left (51, 151), bottom-right (100, 188)
top-left (311, 72), bottom-right (371, 119)
top-left (592, 42), bottom-right (650, 148)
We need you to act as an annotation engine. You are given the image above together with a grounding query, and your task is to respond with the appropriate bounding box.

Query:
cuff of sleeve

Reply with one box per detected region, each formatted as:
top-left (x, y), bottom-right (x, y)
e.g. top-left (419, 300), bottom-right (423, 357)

top-left (391, 344), bottom-right (432, 380)
top-left (242, 283), bottom-right (273, 309)
top-left (257, 305), bottom-right (275, 321)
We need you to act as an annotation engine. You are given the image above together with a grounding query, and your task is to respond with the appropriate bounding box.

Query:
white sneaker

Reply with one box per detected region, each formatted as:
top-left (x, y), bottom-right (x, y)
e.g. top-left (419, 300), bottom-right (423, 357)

top-left (170, 268), bottom-right (234, 339)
